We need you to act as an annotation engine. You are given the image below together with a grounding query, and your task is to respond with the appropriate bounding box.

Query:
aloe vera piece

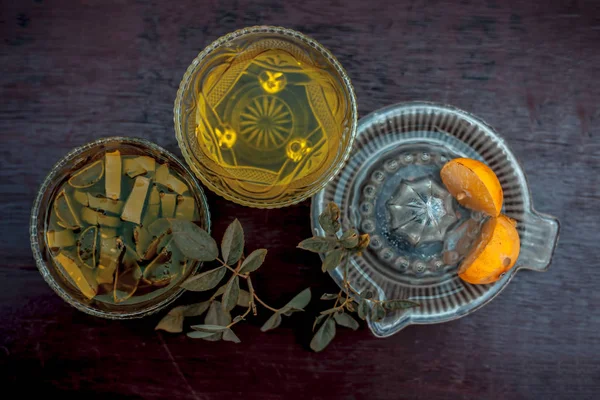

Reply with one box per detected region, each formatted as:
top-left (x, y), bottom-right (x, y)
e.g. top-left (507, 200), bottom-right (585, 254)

top-left (87, 194), bottom-right (124, 214)
top-left (97, 212), bottom-right (121, 228)
top-left (161, 193), bottom-right (177, 218)
top-left (142, 249), bottom-right (173, 285)
top-left (54, 190), bottom-right (81, 229)
top-left (175, 196), bottom-right (196, 220)
top-left (47, 229), bottom-right (76, 249)
top-left (97, 241), bottom-right (124, 285)
top-left (68, 159), bottom-right (104, 189)
top-left (77, 226), bottom-right (99, 269)
top-left (134, 226), bottom-right (152, 260)
top-left (73, 190), bottom-right (89, 206)
top-left (155, 164), bottom-right (189, 194)
top-left (141, 185), bottom-right (161, 227)
top-left (105, 150), bottom-right (121, 200)
top-left (123, 156), bottom-right (155, 178)
top-left (54, 252), bottom-right (98, 299)
top-left (100, 227), bottom-right (117, 239)
top-left (114, 256), bottom-right (142, 303)
top-left (121, 176), bottom-right (151, 225)
top-left (81, 207), bottom-right (98, 225)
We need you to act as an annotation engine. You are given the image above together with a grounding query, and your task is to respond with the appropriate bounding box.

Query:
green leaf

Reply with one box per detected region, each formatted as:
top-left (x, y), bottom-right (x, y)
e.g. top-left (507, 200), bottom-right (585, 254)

top-left (357, 299), bottom-right (369, 320)
top-left (182, 301), bottom-right (211, 317)
top-left (340, 229), bottom-right (359, 249)
top-left (283, 288), bottom-right (311, 310)
top-left (313, 314), bottom-right (327, 331)
top-left (190, 324), bottom-right (228, 332)
top-left (221, 219), bottom-right (244, 265)
top-left (297, 237), bottom-right (337, 253)
top-left (180, 266), bottom-right (226, 292)
top-left (382, 299), bottom-right (420, 310)
top-left (237, 289), bottom-right (252, 307)
top-left (232, 315), bottom-right (244, 323)
top-left (167, 219), bottom-right (218, 261)
top-left (360, 289), bottom-right (374, 300)
top-left (239, 249), bottom-right (267, 274)
top-left (155, 307), bottom-right (184, 333)
top-left (214, 284), bottom-right (227, 298)
top-left (260, 312), bottom-right (282, 332)
top-left (320, 293), bottom-right (338, 300)
top-left (223, 329), bottom-right (241, 343)
top-left (222, 276), bottom-right (240, 312)
top-left (320, 307), bottom-right (340, 315)
top-left (203, 300), bottom-right (231, 341)
top-left (322, 249), bottom-right (343, 272)
top-left (318, 203), bottom-right (341, 235)
top-left (187, 331), bottom-right (217, 339)
top-left (334, 313), bottom-right (359, 330)
top-left (372, 303), bottom-right (386, 322)
top-left (310, 318), bottom-right (336, 352)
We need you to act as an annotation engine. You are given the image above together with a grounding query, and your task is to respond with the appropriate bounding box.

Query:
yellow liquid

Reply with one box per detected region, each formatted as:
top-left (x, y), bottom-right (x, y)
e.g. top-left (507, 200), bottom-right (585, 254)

top-left (192, 37), bottom-right (352, 203)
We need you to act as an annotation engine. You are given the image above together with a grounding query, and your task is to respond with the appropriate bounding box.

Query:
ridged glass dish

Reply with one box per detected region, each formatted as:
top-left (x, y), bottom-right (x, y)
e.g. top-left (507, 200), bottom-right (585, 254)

top-left (311, 102), bottom-right (560, 337)
top-left (30, 137), bottom-right (211, 319)
top-left (174, 26), bottom-right (357, 208)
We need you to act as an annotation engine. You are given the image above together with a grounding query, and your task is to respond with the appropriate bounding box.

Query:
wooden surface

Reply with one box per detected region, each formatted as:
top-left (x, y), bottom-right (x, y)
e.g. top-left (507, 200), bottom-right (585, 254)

top-left (1, 0), bottom-right (599, 398)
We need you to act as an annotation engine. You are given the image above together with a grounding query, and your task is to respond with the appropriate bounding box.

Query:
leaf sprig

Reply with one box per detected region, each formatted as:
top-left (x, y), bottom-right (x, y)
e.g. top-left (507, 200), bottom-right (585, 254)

top-left (298, 202), bottom-right (419, 352)
top-left (156, 219), bottom-right (310, 342)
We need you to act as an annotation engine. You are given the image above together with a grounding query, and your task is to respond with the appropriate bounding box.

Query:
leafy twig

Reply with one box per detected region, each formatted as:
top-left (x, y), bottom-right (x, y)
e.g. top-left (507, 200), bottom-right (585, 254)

top-left (298, 202), bottom-right (420, 352)
top-left (155, 218), bottom-right (311, 343)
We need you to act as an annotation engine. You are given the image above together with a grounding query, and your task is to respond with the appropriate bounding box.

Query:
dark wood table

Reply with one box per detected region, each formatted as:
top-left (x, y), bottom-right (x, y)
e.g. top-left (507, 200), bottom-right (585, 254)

top-left (1, 0), bottom-right (598, 398)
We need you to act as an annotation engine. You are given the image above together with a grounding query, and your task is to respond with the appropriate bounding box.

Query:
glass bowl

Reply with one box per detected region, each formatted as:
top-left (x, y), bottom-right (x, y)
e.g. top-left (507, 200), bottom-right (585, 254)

top-left (174, 26), bottom-right (357, 208)
top-left (311, 102), bottom-right (560, 337)
top-left (30, 137), bottom-right (211, 319)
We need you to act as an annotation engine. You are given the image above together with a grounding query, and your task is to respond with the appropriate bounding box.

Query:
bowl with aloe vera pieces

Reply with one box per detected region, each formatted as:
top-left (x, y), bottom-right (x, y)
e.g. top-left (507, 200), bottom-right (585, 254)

top-left (30, 137), bottom-right (211, 319)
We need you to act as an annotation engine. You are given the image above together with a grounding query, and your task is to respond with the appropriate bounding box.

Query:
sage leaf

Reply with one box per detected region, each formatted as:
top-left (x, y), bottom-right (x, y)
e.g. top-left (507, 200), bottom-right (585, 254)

top-left (360, 289), bottom-right (374, 300)
top-left (221, 219), bottom-right (244, 265)
top-left (320, 293), bottom-right (338, 301)
top-left (214, 284), bottom-right (227, 297)
top-left (382, 299), bottom-right (420, 310)
top-left (322, 249), bottom-right (343, 272)
top-left (357, 299), bottom-right (369, 320)
top-left (260, 312), bottom-right (282, 332)
top-left (310, 318), bottom-right (336, 352)
top-left (181, 266), bottom-right (226, 292)
top-left (190, 324), bottom-right (228, 332)
top-left (237, 289), bottom-right (252, 307)
top-left (340, 229), bottom-right (359, 249)
top-left (318, 203), bottom-right (341, 235)
top-left (203, 301), bottom-right (231, 341)
top-left (334, 313), bottom-right (359, 330)
top-left (313, 314), bottom-right (327, 331)
top-left (283, 288), bottom-right (311, 310)
top-left (223, 329), bottom-right (241, 343)
top-left (320, 307), bottom-right (340, 316)
top-left (167, 219), bottom-right (218, 261)
top-left (187, 331), bottom-right (217, 339)
top-left (222, 276), bottom-right (240, 312)
top-left (182, 301), bottom-right (211, 317)
top-left (155, 307), bottom-right (184, 333)
top-left (297, 237), bottom-right (337, 253)
top-left (372, 303), bottom-right (386, 322)
top-left (239, 249), bottom-right (267, 274)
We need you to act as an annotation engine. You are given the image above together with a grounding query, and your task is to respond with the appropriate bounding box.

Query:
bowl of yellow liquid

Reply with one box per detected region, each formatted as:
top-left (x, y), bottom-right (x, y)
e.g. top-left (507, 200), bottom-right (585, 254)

top-left (30, 137), bottom-right (211, 319)
top-left (174, 26), bottom-right (358, 208)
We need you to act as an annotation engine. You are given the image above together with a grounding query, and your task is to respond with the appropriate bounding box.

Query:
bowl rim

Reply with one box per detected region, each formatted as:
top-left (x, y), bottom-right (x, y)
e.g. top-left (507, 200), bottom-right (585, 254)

top-left (30, 136), bottom-right (212, 319)
top-left (173, 25), bottom-right (358, 208)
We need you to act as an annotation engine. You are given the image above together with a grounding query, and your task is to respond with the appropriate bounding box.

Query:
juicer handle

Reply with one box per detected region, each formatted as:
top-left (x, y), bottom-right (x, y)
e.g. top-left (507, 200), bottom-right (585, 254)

top-left (515, 209), bottom-right (560, 272)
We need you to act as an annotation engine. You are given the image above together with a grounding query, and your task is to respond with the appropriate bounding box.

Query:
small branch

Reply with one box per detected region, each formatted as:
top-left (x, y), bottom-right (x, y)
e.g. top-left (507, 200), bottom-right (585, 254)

top-left (247, 277), bottom-right (258, 316)
top-left (216, 258), bottom-right (247, 279)
top-left (227, 307), bottom-right (252, 328)
top-left (252, 293), bottom-right (279, 313)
